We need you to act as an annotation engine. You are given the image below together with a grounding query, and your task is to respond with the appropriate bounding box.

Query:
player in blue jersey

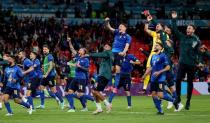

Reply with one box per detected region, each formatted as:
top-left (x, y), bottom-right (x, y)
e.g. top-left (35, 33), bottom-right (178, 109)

top-left (142, 42), bottom-right (179, 115)
top-left (105, 17), bottom-right (132, 95)
top-left (0, 53), bottom-right (10, 110)
top-left (37, 45), bottom-right (64, 109)
top-left (145, 14), bottom-right (183, 110)
top-left (66, 37), bottom-right (94, 112)
top-left (109, 54), bottom-right (140, 109)
top-left (18, 51), bottom-right (38, 110)
top-left (29, 52), bottom-right (43, 104)
top-left (0, 54), bottom-right (32, 116)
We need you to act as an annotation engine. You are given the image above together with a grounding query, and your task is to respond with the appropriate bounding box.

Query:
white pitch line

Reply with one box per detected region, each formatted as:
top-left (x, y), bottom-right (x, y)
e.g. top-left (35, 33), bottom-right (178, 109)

top-left (32, 109), bottom-right (210, 117)
top-left (112, 111), bottom-right (210, 117)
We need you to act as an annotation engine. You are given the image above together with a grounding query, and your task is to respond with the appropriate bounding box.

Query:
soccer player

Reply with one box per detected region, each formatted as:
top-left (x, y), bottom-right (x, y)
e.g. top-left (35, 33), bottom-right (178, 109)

top-left (0, 54), bottom-right (32, 116)
top-left (65, 40), bottom-right (92, 112)
top-left (171, 11), bottom-right (201, 110)
top-left (66, 37), bottom-right (94, 112)
top-left (159, 29), bottom-right (181, 110)
top-left (108, 54), bottom-right (140, 109)
top-left (142, 42), bottom-right (178, 115)
top-left (88, 43), bottom-right (113, 115)
top-left (29, 52), bottom-right (43, 102)
top-left (141, 14), bottom-right (166, 94)
top-left (0, 53), bottom-right (9, 110)
top-left (18, 51), bottom-right (38, 110)
top-left (104, 17), bottom-right (131, 96)
top-left (146, 13), bottom-right (181, 109)
top-left (37, 45), bottom-right (64, 109)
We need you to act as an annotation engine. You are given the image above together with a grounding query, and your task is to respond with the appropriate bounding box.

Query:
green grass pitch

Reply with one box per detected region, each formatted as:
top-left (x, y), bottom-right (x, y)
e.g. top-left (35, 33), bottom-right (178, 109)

top-left (0, 95), bottom-right (210, 123)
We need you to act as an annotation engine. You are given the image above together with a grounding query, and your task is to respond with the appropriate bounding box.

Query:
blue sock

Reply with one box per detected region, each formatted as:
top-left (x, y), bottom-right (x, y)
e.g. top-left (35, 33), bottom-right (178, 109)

top-left (79, 96), bottom-right (86, 108)
top-left (109, 92), bottom-right (116, 103)
top-left (163, 91), bottom-right (174, 102)
top-left (127, 96), bottom-right (131, 106)
top-left (36, 90), bottom-right (42, 96)
top-left (172, 91), bottom-right (177, 99)
top-left (27, 96), bottom-right (34, 109)
top-left (152, 96), bottom-right (162, 113)
top-left (40, 90), bottom-right (45, 106)
top-left (107, 79), bottom-right (113, 86)
top-left (19, 101), bottom-right (30, 108)
top-left (114, 73), bottom-right (120, 88)
top-left (54, 92), bottom-right (64, 103)
top-left (160, 99), bottom-right (162, 105)
top-left (65, 94), bottom-right (75, 109)
top-left (82, 95), bottom-right (94, 102)
top-left (4, 102), bottom-right (12, 114)
top-left (49, 91), bottom-right (56, 98)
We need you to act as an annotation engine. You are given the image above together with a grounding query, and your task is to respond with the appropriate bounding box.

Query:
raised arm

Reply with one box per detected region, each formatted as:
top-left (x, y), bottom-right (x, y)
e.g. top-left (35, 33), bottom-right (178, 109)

top-left (67, 37), bottom-right (77, 56)
top-left (144, 22), bottom-right (154, 37)
top-left (171, 11), bottom-right (184, 41)
top-left (105, 17), bottom-right (115, 32)
top-left (147, 15), bottom-right (158, 27)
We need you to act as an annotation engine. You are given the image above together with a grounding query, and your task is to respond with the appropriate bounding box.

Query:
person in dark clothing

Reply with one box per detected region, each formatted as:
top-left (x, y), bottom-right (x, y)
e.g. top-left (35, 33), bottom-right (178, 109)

top-left (171, 11), bottom-right (201, 110)
top-left (198, 45), bottom-right (210, 92)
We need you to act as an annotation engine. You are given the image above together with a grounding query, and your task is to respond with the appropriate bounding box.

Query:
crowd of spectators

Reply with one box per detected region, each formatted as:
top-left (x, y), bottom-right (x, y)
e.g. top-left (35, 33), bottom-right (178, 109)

top-left (1, 0), bottom-right (210, 20)
top-left (0, 10), bottom-right (209, 82)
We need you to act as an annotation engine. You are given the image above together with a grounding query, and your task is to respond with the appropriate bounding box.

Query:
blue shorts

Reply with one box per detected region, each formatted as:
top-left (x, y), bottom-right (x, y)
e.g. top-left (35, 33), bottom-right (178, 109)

top-left (165, 71), bottom-right (175, 87)
top-left (3, 87), bottom-right (20, 98)
top-left (41, 76), bottom-right (56, 87)
top-left (65, 77), bottom-right (73, 92)
top-left (113, 53), bottom-right (124, 66)
top-left (150, 81), bottom-right (164, 92)
top-left (27, 78), bottom-right (41, 90)
top-left (69, 78), bottom-right (86, 93)
top-left (117, 74), bottom-right (131, 91)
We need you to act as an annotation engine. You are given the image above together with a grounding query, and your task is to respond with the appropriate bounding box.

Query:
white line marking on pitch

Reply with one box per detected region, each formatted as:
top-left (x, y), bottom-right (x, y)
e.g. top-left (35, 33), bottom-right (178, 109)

top-left (112, 111), bottom-right (210, 117)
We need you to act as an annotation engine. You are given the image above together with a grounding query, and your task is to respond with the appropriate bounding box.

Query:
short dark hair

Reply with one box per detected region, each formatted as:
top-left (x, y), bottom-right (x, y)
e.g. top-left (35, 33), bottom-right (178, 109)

top-left (121, 23), bottom-right (127, 28)
top-left (18, 50), bottom-right (26, 56)
top-left (81, 48), bottom-right (87, 54)
top-left (156, 42), bottom-right (163, 48)
top-left (164, 24), bottom-right (171, 30)
top-left (104, 43), bottom-right (112, 47)
top-left (157, 23), bottom-right (164, 29)
top-left (43, 44), bottom-right (50, 49)
top-left (8, 54), bottom-right (16, 61)
top-left (31, 51), bottom-right (38, 56)
top-left (188, 24), bottom-right (196, 30)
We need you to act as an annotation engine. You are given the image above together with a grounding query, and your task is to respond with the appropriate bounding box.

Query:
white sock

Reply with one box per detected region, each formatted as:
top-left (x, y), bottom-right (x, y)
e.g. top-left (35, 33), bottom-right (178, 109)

top-left (103, 99), bottom-right (110, 106)
top-left (96, 103), bottom-right (102, 110)
top-left (85, 86), bottom-right (89, 95)
top-left (0, 102), bottom-right (2, 108)
top-left (22, 87), bottom-right (27, 97)
top-left (22, 96), bottom-right (27, 103)
top-left (59, 86), bottom-right (65, 97)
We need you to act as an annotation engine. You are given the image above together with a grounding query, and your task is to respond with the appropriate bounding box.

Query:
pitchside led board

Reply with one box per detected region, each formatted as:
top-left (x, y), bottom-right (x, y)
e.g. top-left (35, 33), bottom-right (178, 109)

top-left (181, 82), bottom-right (210, 95)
